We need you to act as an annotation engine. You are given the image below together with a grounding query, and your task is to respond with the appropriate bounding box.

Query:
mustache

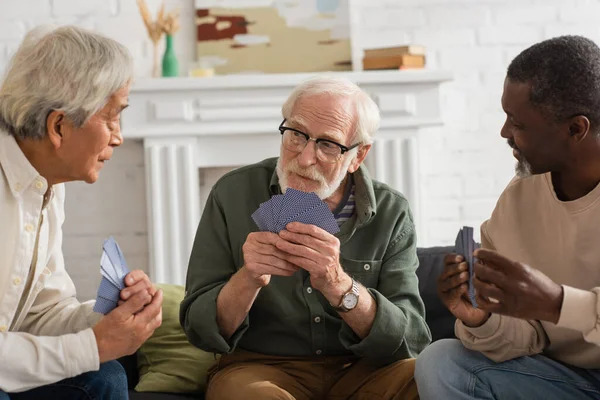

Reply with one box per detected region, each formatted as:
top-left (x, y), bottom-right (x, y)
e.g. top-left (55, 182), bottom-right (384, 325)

top-left (285, 161), bottom-right (326, 183)
top-left (507, 139), bottom-right (519, 151)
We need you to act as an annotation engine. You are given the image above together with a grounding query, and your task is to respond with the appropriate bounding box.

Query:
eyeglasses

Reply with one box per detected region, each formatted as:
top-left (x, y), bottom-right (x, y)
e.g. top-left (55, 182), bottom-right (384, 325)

top-left (278, 119), bottom-right (361, 163)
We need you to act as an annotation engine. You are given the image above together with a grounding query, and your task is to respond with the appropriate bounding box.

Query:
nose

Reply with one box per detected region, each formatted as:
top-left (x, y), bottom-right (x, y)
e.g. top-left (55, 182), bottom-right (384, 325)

top-left (296, 140), bottom-right (318, 168)
top-left (500, 119), bottom-right (511, 140)
top-left (110, 124), bottom-right (123, 147)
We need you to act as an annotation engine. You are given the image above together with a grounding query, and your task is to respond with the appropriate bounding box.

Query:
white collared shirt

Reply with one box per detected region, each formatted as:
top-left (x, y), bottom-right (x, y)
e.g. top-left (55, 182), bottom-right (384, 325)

top-left (0, 133), bottom-right (101, 392)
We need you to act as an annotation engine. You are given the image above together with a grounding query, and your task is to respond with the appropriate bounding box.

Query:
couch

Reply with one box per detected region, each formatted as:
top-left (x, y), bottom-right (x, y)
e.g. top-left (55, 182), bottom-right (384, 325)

top-left (119, 246), bottom-right (455, 400)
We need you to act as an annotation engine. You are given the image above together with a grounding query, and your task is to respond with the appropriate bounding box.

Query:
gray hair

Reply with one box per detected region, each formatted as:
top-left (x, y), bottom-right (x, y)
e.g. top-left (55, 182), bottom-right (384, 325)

top-left (281, 76), bottom-right (380, 145)
top-left (0, 25), bottom-right (134, 140)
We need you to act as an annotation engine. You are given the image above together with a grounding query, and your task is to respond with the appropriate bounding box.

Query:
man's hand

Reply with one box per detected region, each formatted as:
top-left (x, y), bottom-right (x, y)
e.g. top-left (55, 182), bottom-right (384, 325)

top-left (276, 222), bottom-right (350, 300)
top-left (93, 289), bottom-right (163, 363)
top-left (242, 231), bottom-right (300, 288)
top-left (438, 253), bottom-right (490, 327)
top-left (118, 270), bottom-right (156, 310)
top-left (473, 249), bottom-right (564, 323)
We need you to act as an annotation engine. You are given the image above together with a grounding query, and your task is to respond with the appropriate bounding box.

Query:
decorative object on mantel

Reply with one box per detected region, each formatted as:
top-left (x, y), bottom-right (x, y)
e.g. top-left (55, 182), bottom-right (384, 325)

top-left (160, 6), bottom-right (181, 77)
top-left (363, 45), bottom-right (426, 71)
top-left (137, 0), bottom-right (181, 77)
top-left (137, 0), bottom-right (164, 78)
top-left (194, 0), bottom-right (351, 74)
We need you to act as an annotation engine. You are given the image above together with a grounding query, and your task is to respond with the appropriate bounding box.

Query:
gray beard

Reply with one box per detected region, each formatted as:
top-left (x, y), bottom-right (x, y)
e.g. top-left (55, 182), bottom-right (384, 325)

top-left (515, 158), bottom-right (533, 178)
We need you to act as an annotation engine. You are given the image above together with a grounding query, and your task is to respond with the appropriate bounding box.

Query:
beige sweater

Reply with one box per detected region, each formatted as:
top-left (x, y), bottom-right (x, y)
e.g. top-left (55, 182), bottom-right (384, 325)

top-left (456, 173), bottom-right (600, 369)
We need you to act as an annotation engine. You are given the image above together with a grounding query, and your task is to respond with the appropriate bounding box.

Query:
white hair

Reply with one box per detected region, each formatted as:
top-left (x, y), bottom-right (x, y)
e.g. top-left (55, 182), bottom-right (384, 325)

top-left (281, 76), bottom-right (380, 145)
top-left (0, 25), bottom-right (134, 140)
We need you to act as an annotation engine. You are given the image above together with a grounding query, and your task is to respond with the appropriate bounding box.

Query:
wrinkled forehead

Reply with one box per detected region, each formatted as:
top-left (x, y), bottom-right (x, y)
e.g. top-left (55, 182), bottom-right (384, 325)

top-left (288, 95), bottom-right (356, 143)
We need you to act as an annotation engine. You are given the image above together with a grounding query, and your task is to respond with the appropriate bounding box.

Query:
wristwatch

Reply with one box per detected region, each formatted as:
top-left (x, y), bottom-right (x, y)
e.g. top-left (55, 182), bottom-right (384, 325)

top-left (335, 278), bottom-right (360, 312)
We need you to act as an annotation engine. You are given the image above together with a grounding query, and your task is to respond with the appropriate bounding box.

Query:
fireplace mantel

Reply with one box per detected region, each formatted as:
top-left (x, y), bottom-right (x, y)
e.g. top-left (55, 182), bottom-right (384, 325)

top-left (126, 70), bottom-right (451, 284)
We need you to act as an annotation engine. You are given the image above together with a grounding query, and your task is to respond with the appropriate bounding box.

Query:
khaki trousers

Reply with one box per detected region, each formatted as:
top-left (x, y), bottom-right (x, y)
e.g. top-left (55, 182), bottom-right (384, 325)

top-left (206, 350), bottom-right (418, 400)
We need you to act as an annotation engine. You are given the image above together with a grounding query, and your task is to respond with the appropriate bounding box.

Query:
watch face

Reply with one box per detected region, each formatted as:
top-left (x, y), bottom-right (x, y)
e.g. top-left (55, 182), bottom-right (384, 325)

top-left (342, 293), bottom-right (358, 309)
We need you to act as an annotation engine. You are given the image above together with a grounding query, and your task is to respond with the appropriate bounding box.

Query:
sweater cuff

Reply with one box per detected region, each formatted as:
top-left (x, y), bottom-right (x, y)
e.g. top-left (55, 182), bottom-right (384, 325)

top-left (456, 313), bottom-right (501, 339)
top-left (556, 285), bottom-right (596, 333)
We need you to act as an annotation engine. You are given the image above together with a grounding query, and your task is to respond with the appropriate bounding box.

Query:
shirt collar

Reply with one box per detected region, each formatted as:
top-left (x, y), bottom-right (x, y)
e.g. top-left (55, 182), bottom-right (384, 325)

top-left (0, 132), bottom-right (50, 199)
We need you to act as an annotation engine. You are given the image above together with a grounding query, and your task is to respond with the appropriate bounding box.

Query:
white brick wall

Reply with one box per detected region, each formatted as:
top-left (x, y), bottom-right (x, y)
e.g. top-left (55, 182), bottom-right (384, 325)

top-left (1, 0), bottom-right (599, 295)
top-left (351, 0), bottom-right (600, 246)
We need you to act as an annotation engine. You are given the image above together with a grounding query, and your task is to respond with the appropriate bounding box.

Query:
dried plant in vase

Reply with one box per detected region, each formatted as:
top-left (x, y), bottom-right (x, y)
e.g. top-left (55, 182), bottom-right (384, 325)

top-left (159, 6), bottom-right (181, 77)
top-left (137, 0), bottom-right (164, 77)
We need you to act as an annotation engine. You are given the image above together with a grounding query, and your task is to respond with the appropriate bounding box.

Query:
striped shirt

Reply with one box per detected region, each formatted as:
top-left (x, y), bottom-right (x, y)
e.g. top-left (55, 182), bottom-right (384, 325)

top-left (334, 176), bottom-right (356, 226)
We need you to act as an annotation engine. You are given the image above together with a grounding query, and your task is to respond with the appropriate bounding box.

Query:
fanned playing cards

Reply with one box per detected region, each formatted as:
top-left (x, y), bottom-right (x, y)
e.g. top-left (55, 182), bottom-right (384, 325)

top-left (455, 226), bottom-right (480, 307)
top-left (251, 188), bottom-right (340, 235)
top-left (93, 236), bottom-right (130, 315)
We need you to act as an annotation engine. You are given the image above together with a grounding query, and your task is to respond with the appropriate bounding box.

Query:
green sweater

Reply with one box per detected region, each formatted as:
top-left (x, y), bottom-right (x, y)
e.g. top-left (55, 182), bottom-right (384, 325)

top-left (180, 158), bottom-right (431, 366)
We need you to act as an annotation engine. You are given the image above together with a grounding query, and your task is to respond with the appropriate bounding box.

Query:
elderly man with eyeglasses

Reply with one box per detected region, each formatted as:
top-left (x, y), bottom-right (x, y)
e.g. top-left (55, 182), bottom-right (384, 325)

top-left (180, 76), bottom-right (430, 400)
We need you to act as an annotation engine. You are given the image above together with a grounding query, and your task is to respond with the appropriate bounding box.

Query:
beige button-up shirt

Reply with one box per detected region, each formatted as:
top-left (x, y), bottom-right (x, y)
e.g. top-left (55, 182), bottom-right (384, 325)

top-left (0, 133), bottom-right (101, 392)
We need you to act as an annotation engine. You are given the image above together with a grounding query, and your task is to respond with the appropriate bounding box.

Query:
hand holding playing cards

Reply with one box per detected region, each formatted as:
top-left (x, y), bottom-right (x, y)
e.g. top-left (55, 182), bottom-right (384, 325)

top-left (473, 249), bottom-right (563, 323)
top-left (92, 288), bottom-right (163, 363)
top-left (119, 270), bottom-right (156, 306)
top-left (241, 232), bottom-right (300, 288)
top-left (277, 222), bottom-right (347, 296)
top-left (438, 253), bottom-right (490, 327)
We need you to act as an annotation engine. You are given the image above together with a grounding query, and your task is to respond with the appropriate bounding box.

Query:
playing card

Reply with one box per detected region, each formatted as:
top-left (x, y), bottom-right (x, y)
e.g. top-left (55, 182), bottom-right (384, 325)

top-left (100, 252), bottom-right (123, 289)
top-left (289, 202), bottom-right (340, 234)
top-left (277, 189), bottom-right (307, 229)
top-left (251, 188), bottom-right (339, 235)
top-left (269, 195), bottom-right (284, 232)
top-left (258, 201), bottom-right (276, 233)
top-left (93, 296), bottom-right (118, 315)
top-left (455, 226), bottom-right (477, 307)
top-left (251, 208), bottom-right (268, 231)
top-left (465, 227), bottom-right (477, 307)
top-left (103, 237), bottom-right (127, 277)
top-left (97, 276), bottom-right (121, 302)
top-left (277, 191), bottom-right (321, 231)
top-left (114, 239), bottom-right (130, 274)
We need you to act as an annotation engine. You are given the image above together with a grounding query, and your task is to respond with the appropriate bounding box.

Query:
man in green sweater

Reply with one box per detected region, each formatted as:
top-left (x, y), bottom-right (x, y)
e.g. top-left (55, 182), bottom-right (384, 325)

top-left (180, 76), bottom-right (430, 400)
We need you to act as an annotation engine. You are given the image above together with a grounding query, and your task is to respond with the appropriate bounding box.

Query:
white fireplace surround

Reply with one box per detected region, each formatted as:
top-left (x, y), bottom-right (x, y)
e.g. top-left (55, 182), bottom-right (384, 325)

top-left (125, 70), bottom-right (451, 285)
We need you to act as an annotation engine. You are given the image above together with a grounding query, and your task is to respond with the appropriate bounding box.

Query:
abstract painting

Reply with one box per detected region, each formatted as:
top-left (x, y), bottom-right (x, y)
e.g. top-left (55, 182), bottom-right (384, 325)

top-left (194, 0), bottom-right (351, 74)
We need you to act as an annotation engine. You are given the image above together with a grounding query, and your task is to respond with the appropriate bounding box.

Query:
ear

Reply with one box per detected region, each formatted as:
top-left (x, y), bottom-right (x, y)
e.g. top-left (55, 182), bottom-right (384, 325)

top-left (568, 115), bottom-right (590, 143)
top-left (46, 110), bottom-right (66, 149)
top-left (347, 144), bottom-right (372, 174)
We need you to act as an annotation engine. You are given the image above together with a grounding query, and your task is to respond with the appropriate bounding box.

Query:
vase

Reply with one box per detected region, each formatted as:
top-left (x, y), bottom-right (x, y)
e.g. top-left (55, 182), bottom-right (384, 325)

top-left (162, 34), bottom-right (179, 77)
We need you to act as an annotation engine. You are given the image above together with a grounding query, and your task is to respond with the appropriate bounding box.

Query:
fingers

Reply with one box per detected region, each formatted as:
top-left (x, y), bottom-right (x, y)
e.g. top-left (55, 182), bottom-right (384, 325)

top-left (285, 222), bottom-right (331, 241)
top-left (473, 261), bottom-right (507, 288)
top-left (444, 253), bottom-right (464, 265)
top-left (124, 270), bottom-right (151, 288)
top-left (439, 261), bottom-right (468, 282)
top-left (473, 248), bottom-right (515, 270)
top-left (116, 289), bottom-right (152, 316)
top-left (136, 289), bottom-right (164, 325)
top-left (121, 280), bottom-right (155, 301)
top-left (254, 243), bottom-right (291, 261)
top-left (473, 276), bottom-right (504, 308)
top-left (248, 232), bottom-right (281, 246)
top-left (279, 229), bottom-right (333, 254)
top-left (444, 282), bottom-right (468, 302)
top-left (245, 251), bottom-right (298, 273)
top-left (282, 254), bottom-right (319, 274)
top-left (275, 238), bottom-right (322, 261)
top-left (439, 268), bottom-right (469, 293)
top-left (251, 262), bottom-right (299, 277)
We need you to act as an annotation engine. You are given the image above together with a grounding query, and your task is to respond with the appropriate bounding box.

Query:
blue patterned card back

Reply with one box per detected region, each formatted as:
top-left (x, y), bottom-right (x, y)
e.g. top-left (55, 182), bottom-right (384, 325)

top-left (93, 296), bottom-right (118, 315)
top-left (97, 276), bottom-right (121, 303)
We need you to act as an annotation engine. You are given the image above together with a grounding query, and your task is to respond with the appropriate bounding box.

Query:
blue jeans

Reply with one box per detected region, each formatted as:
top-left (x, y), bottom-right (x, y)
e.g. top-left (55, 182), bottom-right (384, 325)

top-left (415, 339), bottom-right (600, 400)
top-left (0, 360), bottom-right (128, 400)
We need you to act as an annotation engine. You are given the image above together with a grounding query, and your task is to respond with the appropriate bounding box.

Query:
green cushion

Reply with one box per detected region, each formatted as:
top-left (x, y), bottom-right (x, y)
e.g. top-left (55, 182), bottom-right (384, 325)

top-left (135, 283), bottom-right (219, 393)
